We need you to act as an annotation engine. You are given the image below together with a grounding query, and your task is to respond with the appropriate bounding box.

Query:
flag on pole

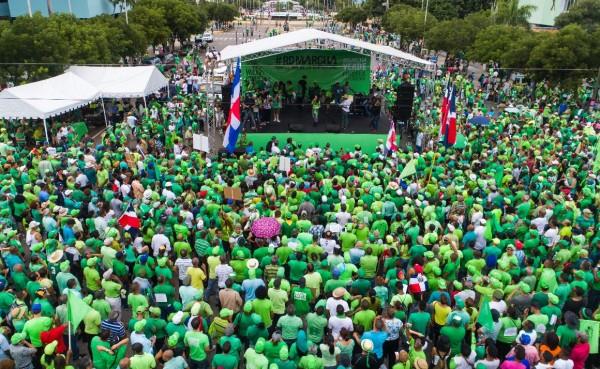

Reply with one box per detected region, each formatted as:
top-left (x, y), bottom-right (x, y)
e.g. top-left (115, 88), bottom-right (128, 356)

top-left (223, 58), bottom-right (242, 153)
top-left (439, 80), bottom-right (450, 138)
top-left (118, 202), bottom-right (141, 230)
top-left (445, 87), bottom-right (457, 146)
top-left (399, 159), bottom-right (417, 179)
top-left (477, 297), bottom-right (494, 332)
top-left (67, 290), bottom-right (93, 330)
top-left (385, 121), bottom-right (398, 153)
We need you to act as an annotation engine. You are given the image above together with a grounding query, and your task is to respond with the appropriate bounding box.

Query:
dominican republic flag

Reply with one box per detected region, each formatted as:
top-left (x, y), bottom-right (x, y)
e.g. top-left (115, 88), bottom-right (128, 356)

top-left (439, 81), bottom-right (450, 138)
top-left (223, 58), bottom-right (242, 153)
top-left (118, 202), bottom-right (141, 230)
top-left (444, 86), bottom-right (457, 146)
top-left (385, 120), bottom-right (398, 153)
top-left (408, 273), bottom-right (428, 294)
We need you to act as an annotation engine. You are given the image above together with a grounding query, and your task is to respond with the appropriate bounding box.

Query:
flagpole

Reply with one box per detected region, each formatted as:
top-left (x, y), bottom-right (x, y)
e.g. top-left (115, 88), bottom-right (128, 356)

top-left (68, 321), bottom-right (72, 352)
top-left (67, 293), bottom-right (72, 352)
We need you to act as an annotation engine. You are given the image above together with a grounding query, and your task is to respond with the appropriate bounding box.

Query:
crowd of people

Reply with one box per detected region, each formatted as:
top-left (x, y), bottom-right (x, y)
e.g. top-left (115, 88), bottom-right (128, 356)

top-left (0, 20), bottom-right (598, 369)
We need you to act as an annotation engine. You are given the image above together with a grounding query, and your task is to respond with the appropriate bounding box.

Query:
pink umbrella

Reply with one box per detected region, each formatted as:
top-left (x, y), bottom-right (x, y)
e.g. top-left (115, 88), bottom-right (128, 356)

top-left (251, 217), bottom-right (281, 238)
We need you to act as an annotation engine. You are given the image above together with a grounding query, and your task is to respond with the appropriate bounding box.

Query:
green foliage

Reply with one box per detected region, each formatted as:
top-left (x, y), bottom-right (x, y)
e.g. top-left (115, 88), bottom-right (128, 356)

top-left (425, 11), bottom-right (491, 55)
top-left (554, 0), bottom-right (600, 32)
top-left (527, 24), bottom-right (596, 83)
top-left (204, 3), bottom-right (239, 23)
top-left (466, 24), bottom-right (530, 64)
top-left (493, 0), bottom-right (535, 27)
top-left (129, 5), bottom-right (170, 47)
top-left (382, 5), bottom-right (437, 41)
top-left (134, 0), bottom-right (208, 43)
top-left (0, 13), bottom-right (141, 83)
top-left (335, 7), bottom-right (368, 27)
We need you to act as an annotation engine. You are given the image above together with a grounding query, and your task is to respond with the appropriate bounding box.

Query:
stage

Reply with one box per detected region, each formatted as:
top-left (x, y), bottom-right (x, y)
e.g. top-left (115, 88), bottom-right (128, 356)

top-left (249, 105), bottom-right (390, 134)
top-left (245, 132), bottom-right (387, 153)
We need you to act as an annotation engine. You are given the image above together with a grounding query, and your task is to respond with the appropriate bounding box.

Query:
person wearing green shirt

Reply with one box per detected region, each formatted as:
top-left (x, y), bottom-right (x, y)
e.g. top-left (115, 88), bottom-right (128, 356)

top-left (291, 278), bottom-right (313, 317)
top-left (22, 304), bottom-right (52, 347)
top-left (267, 279), bottom-right (289, 316)
top-left (184, 317), bottom-right (211, 366)
top-left (91, 291), bottom-right (112, 321)
top-left (305, 304), bottom-right (328, 344)
top-left (440, 315), bottom-right (465, 355)
top-left (264, 333), bottom-right (286, 364)
top-left (289, 254), bottom-right (308, 283)
top-left (407, 301), bottom-right (431, 337)
top-left (353, 300), bottom-right (376, 331)
top-left (130, 342), bottom-right (156, 369)
top-left (83, 257), bottom-right (101, 292)
top-left (91, 331), bottom-right (122, 369)
top-left (360, 248), bottom-right (378, 278)
top-left (276, 305), bottom-right (304, 344)
top-left (211, 341), bottom-right (238, 369)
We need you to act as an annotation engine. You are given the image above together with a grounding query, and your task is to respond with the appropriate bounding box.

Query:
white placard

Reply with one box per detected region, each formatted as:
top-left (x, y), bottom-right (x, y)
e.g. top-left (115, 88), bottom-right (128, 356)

top-left (193, 134), bottom-right (202, 151)
top-left (154, 293), bottom-right (167, 303)
top-left (278, 156), bottom-right (291, 172)
top-left (193, 134), bottom-right (210, 153)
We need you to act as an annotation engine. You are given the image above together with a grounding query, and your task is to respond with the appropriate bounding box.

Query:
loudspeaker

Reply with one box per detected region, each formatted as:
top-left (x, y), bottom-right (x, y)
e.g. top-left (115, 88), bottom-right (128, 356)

top-left (395, 82), bottom-right (415, 122)
top-left (221, 84), bottom-right (232, 118)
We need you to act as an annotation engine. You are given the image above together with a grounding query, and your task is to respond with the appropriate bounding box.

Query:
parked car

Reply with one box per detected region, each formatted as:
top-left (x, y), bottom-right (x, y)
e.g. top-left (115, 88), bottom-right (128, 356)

top-left (202, 32), bottom-right (214, 43)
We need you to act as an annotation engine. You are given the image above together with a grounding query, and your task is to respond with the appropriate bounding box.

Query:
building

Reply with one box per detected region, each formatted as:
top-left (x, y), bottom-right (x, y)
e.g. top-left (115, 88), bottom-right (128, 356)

top-left (519, 0), bottom-right (577, 27)
top-left (0, 0), bottom-right (124, 19)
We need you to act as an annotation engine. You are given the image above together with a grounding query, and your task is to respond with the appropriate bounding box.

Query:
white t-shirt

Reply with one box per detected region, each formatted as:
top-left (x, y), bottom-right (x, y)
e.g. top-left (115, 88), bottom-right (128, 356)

top-left (326, 297), bottom-right (349, 317)
top-left (552, 359), bottom-right (574, 369)
top-left (127, 115), bottom-right (138, 128)
top-left (327, 315), bottom-right (353, 340)
top-left (490, 300), bottom-right (507, 315)
top-left (175, 258), bottom-right (193, 281)
top-left (215, 264), bottom-right (234, 288)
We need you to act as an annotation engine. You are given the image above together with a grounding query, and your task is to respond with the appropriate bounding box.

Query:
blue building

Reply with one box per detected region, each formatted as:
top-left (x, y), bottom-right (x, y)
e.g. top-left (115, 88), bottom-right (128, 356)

top-left (0, 0), bottom-right (124, 19)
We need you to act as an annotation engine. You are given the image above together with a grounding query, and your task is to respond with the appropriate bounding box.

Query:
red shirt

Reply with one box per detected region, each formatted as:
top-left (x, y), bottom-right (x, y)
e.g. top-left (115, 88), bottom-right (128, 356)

top-left (40, 325), bottom-right (67, 354)
top-left (570, 342), bottom-right (590, 369)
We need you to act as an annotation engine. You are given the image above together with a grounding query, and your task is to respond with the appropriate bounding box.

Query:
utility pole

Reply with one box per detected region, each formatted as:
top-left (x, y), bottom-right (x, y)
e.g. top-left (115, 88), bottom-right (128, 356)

top-left (424, 0), bottom-right (429, 24)
top-left (27, 0), bottom-right (32, 16)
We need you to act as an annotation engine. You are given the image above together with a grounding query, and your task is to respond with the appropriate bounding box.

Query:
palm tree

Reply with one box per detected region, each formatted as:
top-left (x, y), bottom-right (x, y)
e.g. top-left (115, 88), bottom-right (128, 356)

top-left (494, 0), bottom-right (536, 26)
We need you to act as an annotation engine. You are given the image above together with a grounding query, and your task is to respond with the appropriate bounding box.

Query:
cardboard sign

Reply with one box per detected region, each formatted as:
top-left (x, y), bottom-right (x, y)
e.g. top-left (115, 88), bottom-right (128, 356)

top-left (224, 187), bottom-right (242, 200)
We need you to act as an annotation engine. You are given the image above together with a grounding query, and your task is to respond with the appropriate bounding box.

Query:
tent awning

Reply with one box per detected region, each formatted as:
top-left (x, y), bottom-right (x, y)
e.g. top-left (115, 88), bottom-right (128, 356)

top-left (0, 72), bottom-right (100, 120)
top-left (219, 28), bottom-right (432, 67)
top-left (67, 66), bottom-right (169, 98)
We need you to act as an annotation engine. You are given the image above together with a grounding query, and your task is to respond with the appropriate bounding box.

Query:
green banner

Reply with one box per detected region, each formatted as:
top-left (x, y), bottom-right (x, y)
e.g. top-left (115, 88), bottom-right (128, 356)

top-left (242, 49), bottom-right (371, 95)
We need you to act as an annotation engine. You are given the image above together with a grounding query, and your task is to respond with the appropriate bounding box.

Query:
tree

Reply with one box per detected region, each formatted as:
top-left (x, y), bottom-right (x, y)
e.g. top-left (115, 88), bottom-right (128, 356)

top-left (382, 5), bottom-right (437, 42)
top-left (466, 24), bottom-right (530, 65)
top-left (493, 0), bottom-right (535, 27)
top-left (554, 0), bottom-right (600, 32)
top-left (134, 0), bottom-right (207, 46)
top-left (426, 19), bottom-right (475, 56)
top-left (205, 3), bottom-right (238, 24)
top-left (335, 7), bottom-right (368, 27)
top-left (527, 24), bottom-right (595, 84)
top-left (89, 15), bottom-right (147, 62)
top-left (129, 4), bottom-right (170, 48)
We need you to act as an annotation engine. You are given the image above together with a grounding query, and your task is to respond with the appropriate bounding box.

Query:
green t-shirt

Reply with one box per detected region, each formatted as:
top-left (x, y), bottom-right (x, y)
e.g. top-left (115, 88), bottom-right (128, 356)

top-left (353, 309), bottom-right (376, 331)
top-left (252, 298), bottom-right (273, 328)
top-left (268, 288), bottom-right (289, 315)
top-left (84, 267), bottom-right (101, 291)
top-left (184, 331), bottom-right (210, 361)
top-left (127, 293), bottom-right (149, 313)
top-left (440, 325), bottom-right (465, 355)
top-left (289, 260), bottom-right (308, 283)
top-left (130, 353), bottom-right (156, 369)
top-left (101, 280), bottom-right (122, 299)
top-left (211, 353), bottom-right (238, 369)
top-left (556, 324), bottom-right (577, 349)
top-left (305, 312), bottom-right (328, 344)
top-left (407, 311), bottom-right (430, 336)
top-left (90, 336), bottom-right (113, 369)
top-left (22, 316), bottom-right (52, 347)
top-left (91, 299), bottom-right (112, 321)
top-left (360, 255), bottom-right (378, 278)
top-left (277, 315), bottom-right (304, 340)
top-left (291, 287), bottom-right (313, 316)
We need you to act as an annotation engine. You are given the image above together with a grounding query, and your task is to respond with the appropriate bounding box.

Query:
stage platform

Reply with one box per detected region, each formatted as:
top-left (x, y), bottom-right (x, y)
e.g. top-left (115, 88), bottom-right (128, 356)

top-left (249, 105), bottom-right (390, 134)
top-left (245, 133), bottom-right (387, 153)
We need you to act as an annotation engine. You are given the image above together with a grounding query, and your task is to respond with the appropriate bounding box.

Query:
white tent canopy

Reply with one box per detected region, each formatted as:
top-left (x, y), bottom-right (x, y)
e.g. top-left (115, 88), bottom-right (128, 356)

top-left (0, 72), bottom-right (100, 120)
top-left (67, 66), bottom-right (169, 98)
top-left (219, 28), bottom-right (432, 67)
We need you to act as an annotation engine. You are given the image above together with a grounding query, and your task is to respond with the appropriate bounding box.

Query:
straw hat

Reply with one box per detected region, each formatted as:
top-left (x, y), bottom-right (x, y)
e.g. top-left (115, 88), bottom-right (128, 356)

top-left (48, 250), bottom-right (64, 264)
top-left (246, 258), bottom-right (259, 270)
top-left (332, 287), bottom-right (347, 299)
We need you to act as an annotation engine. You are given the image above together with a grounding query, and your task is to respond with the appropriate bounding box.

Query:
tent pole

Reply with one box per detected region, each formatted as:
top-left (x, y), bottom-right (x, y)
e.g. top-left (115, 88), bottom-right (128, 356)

top-left (143, 96), bottom-right (148, 111)
top-left (100, 98), bottom-right (109, 127)
top-left (42, 118), bottom-right (49, 145)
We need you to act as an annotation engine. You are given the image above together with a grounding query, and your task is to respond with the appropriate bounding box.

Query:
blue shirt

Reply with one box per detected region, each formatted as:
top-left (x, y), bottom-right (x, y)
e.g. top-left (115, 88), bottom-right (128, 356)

top-left (241, 278), bottom-right (265, 302)
top-left (361, 330), bottom-right (388, 359)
